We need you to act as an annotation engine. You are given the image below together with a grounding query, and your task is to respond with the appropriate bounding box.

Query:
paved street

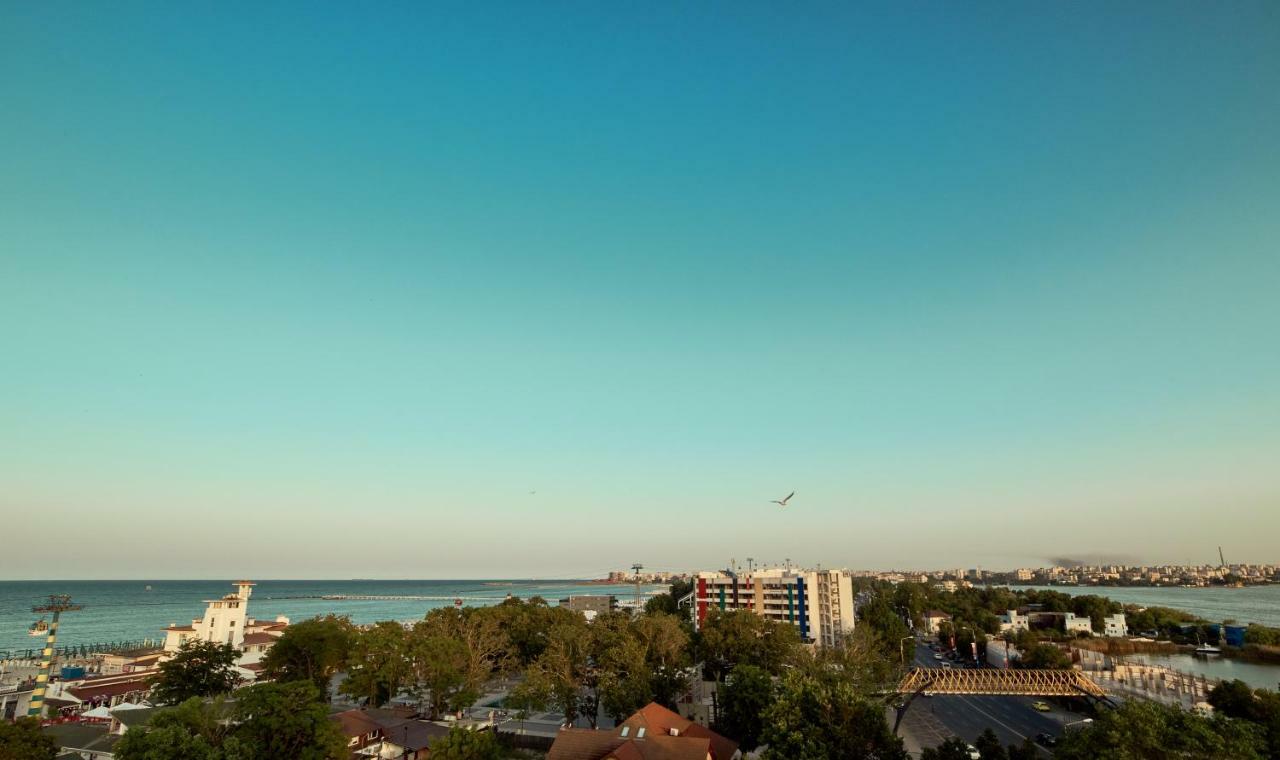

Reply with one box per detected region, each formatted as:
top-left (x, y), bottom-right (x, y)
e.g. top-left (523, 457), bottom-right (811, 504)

top-left (898, 641), bottom-right (1088, 756)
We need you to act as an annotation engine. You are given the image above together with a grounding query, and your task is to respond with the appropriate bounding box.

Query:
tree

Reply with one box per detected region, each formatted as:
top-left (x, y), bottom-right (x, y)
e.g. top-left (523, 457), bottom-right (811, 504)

top-left (340, 621), bottom-right (410, 707)
top-left (973, 728), bottom-right (1006, 760)
top-left (921, 737), bottom-right (976, 760)
top-left (528, 619), bottom-right (595, 726)
top-left (1018, 643), bottom-right (1071, 670)
top-left (1053, 700), bottom-right (1266, 760)
top-left (406, 628), bottom-right (474, 719)
top-left (760, 671), bottom-right (909, 760)
top-left (149, 640), bottom-right (242, 705)
top-left (1209, 680), bottom-right (1280, 758)
top-left (418, 607), bottom-right (511, 693)
top-left (1005, 738), bottom-right (1039, 760)
top-left (261, 615), bottom-right (354, 698)
top-left (715, 664), bottom-right (775, 751)
top-left (0, 717), bottom-right (58, 760)
top-left (230, 681), bottom-right (347, 760)
top-left (115, 698), bottom-right (241, 760)
top-left (699, 608), bottom-right (802, 681)
top-left (800, 627), bottom-right (899, 696)
top-left (427, 727), bottom-right (503, 760)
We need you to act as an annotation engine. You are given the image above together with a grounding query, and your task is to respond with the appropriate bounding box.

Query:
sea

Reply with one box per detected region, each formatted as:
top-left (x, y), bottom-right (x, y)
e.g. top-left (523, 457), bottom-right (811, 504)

top-left (1007, 584), bottom-right (1280, 627)
top-left (0, 579), bottom-right (664, 658)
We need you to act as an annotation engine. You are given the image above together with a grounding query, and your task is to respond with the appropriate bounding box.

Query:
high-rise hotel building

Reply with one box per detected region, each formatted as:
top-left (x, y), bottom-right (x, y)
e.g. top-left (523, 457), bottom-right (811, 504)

top-left (692, 568), bottom-right (855, 647)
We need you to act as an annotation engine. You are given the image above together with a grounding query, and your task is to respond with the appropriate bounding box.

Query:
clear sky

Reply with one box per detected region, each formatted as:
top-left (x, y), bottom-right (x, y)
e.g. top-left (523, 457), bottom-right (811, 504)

top-left (2, 2), bottom-right (1277, 579)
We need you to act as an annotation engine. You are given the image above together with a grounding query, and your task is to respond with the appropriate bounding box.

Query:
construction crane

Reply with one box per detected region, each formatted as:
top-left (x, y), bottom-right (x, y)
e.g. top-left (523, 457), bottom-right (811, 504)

top-left (27, 595), bottom-right (83, 717)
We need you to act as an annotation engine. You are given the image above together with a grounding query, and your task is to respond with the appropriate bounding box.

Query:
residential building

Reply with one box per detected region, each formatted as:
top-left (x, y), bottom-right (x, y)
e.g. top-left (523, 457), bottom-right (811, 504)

top-left (692, 568), bottom-right (855, 646)
top-left (1064, 613), bottom-right (1093, 635)
top-left (330, 708), bottom-right (385, 758)
top-left (559, 595), bottom-right (618, 620)
top-left (549, 701), bottom-right (739, 760)
top-left (160, 580), bottom-right (288, 670)
top-left (922, 610), bottom-right (952, 636)
top-left (998, 609), bottom-right (1029, 634)
top-left (1103, 613), bottom-right (1128, 637)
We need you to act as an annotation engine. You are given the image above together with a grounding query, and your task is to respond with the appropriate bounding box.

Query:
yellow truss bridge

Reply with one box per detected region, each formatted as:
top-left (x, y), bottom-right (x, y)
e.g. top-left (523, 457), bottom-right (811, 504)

top-left (896, 667), bottom-right (1108, 698)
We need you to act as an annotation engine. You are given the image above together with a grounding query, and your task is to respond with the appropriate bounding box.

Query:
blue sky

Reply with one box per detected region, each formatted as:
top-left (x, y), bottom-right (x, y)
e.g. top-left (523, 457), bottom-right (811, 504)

top-left (2, 2), bottom-right (1277, 578)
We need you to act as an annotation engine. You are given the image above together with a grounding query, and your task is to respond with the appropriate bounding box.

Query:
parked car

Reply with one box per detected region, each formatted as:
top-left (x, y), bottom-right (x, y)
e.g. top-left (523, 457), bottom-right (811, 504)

top-left (1031, 700), bottom-right (1051, 712)
top-left (1035, 733), bottom-right (1058, 747)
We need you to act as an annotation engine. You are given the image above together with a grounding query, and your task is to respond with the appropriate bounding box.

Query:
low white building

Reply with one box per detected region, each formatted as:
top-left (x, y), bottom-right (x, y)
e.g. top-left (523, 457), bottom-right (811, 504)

top-left (1103, 613), bottom-right (1128, 637)
top-left (1064, 613), bottom-right (1093, 635)
top-left (999, 609), bottom-right (1029, 634)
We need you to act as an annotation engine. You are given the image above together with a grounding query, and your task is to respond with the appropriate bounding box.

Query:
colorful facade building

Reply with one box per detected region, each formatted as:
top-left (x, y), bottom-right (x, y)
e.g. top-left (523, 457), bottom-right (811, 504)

top-left (691, 568), bottom-right (855, 647)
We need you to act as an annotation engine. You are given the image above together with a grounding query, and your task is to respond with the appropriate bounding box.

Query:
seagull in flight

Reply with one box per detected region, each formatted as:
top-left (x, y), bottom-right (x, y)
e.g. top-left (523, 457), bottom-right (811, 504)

top-left (771, 491), bottom-right (795, 508)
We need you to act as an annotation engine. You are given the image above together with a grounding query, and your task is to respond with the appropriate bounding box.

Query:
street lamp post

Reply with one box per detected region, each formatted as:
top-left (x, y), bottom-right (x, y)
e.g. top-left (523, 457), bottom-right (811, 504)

top-left (899, 636), bottom-right (915, 667)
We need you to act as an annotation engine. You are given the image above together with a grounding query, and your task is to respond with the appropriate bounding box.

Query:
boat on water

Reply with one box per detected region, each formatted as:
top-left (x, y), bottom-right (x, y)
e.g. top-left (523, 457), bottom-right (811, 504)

top-left (1194, 644), bottom-right (1222, 656)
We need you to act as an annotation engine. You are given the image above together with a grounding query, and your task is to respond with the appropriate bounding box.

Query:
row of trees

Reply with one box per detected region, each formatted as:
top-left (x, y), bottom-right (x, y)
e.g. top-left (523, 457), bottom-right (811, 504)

top-left (695, 606), bottom-right (912, 759)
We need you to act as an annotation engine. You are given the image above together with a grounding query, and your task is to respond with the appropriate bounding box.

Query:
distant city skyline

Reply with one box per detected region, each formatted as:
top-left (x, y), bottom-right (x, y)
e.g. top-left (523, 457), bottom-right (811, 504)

top-left (3, 2), bottom-right (1277, 579)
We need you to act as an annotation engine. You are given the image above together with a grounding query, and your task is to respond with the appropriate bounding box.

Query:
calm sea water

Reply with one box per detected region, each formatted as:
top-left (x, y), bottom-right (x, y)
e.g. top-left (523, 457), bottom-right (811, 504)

top-left (1121, 652), bottom-right (1280, 692)
top-left (0, 579), bottom-right (663, 657)
top-left (1010, 584), bottom-right (1280, 627)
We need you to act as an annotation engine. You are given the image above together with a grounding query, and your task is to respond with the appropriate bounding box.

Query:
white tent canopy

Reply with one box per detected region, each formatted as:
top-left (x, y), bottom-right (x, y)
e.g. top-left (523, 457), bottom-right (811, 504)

top-left (112, 701), bottom-right (146, 711)
top-left (82, 706), bottom-right (113, 719)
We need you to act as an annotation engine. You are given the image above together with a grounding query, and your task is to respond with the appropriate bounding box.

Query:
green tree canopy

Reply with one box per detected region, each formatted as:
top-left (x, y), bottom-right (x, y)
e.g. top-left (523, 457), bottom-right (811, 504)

top-left (1208, 680), bottom-right (1280, 758)
top-left (714, 664), bottom-right (775, 751)
top-left (427, 727), bottom-right (504, 760)
top-left (699, 608), bottom-right (802, 681)
top-left (149, 640), bottom-right (242, 705)
top-left (1053, 700), bottom-right (1266, 760)
top-left (0, 717), bottom-right (59, 760)
top-left (116, 683), bottom-right (343, 760)
top-left (921, 737), bottom-right (976, 760)
top-left (261, 615), bottom-right (355, 698)
top-left (229, 681), bottom-right (347, 760)
top-left (1017, 643), bottom-right (1071, 670)
top-left (340, 620), bottom-right (410, 707)
top-left (973, 728), bottom-right (1006, 760)
top-left (759, 671), bottom-right (909, 760)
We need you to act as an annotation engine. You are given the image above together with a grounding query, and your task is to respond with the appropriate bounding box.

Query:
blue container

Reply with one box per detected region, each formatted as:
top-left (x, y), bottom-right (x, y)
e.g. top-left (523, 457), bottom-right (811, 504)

top-left (1224, 625), bottom-right (1247, 647)
top-left (58, 666), bottom-right (86, 680)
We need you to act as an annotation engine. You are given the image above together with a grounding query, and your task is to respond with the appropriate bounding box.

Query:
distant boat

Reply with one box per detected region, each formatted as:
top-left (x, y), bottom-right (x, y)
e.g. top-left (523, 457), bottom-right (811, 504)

top-left (145, 585), bottom-right (153, 591)
top-left (1195, 644), bottom-right (1222, 656)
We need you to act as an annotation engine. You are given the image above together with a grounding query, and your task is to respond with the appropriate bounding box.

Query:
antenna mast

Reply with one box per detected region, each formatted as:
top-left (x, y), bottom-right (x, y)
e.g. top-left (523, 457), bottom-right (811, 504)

top-left (631, 563), bottom-right (644, 607)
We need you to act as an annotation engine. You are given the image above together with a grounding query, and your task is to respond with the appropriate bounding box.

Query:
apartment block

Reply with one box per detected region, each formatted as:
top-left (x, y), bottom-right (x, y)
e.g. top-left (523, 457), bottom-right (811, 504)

top-left (691, 568), bottom-right (855, 647)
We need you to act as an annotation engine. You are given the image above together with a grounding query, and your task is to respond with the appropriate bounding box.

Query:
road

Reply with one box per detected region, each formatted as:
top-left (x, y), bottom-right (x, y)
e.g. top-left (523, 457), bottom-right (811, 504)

top-left (897, 640), bottom-right (1088, 756)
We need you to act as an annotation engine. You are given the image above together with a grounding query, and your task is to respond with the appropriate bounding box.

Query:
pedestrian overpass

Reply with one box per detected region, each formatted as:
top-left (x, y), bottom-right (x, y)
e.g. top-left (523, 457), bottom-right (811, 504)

top-left (891, 667), bottom-right (1112, 733)
top-left (897, 667), bottom-right (1108, 698)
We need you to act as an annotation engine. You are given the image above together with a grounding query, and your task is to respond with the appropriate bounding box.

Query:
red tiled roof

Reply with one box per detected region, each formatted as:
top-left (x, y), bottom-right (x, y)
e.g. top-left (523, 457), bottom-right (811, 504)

top-left (546, 729), bottom-right (626, 760)
top-left (68, 676), bottom-right (153, 701)
top-left (620, 703), bottom-right (736, 760)
top-left (240, 632), bottom-right (278, 646)
top-left (329, 709), bottom-right (383, 739)
top-left (549, 703), bottom-right (732, 760)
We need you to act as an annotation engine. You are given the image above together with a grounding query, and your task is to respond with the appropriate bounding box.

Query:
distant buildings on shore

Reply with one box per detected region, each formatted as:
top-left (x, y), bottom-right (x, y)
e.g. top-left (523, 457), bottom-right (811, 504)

top-left (846, 562), bottom-right (1279, 588)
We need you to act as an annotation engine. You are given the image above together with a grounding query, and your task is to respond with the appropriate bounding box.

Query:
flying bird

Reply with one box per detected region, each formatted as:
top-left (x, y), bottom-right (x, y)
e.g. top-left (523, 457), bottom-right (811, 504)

top-left (771, 491), bottom-right (795, 507)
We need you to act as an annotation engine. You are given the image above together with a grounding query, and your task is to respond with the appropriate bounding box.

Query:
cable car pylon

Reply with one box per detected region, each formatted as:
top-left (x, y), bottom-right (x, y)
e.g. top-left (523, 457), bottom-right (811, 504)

top-left (27, 595), bottom-right (83, 718)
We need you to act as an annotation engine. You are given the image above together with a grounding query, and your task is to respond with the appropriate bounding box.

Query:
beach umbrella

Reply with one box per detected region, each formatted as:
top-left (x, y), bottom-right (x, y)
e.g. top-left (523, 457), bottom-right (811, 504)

top-left (83, 706), bottom-right (113, 720)
top-left (113, 701), bottom-right (145, 711)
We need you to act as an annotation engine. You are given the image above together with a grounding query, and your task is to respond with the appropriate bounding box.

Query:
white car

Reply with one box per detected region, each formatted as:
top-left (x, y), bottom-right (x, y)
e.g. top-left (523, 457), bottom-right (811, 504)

top-left (933, 653), bottom-right (943, 660)
top-left (966, 745), bottom-right (980, 760)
